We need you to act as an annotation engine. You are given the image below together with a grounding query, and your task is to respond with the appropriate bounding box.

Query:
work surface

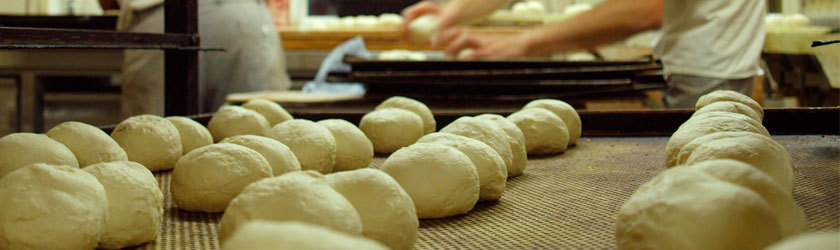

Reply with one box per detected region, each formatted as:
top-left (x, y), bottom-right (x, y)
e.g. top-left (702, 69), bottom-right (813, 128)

top-left (135, 135), bottom-right (839, 249)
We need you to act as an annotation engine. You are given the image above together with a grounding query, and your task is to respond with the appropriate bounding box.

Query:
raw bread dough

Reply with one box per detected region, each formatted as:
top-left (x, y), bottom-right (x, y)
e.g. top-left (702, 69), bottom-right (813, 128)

top-left (675, 131), bottom-right (760, 166)
top-left (166, 116), bottom-right (213, 154)
top-left (360, 108), bottom-right (424, 154)
top-left (564, 3), bottom-right (593, 16)
top-left (326, 169), bottom-right (418, 250)
top-left (441, 117), bottom-right (514, 171)
top-left (47, 121), bottom-right (128, 167)
top-left (616, 165), bottom-right (782, 250)
top-left (408, 14), bottom-right (438, 43)
top-left (687, 160), bottom-right (807, 237)
top-left (317, 119), bottom-right (374, 171)
top-left (218, 171), bottom-right (363, 241)
top-left (523, 99), bottom-right (581, 145)
top-left (456, 48), bottom-right (474, 60)
top-left (266, 119), bottom-right (337, 174)
top-left (221, 221), bottom-right (388, 250)
top-left (241, 99), bottom-right (294, 126)
top-left (110, 115), bottom-right (182, 172)
top-left (506, 108), bottom-right (570, 155)
top-left (380, 143), bottom-right (479, 218)
top-left (695, 90), bottom-right (763, 119)
top-left (475, 114), bottom-right (528, 177)
top-left (378, 13), bottom-right (403, 27)
top-left (765, 231), bottom-right (840, 250)
top-left (378, 50), bottom-right (428, 61)
top-left (664, 111), bottom-right (769, 167)
top-left (417, 133), bottom-right (507, 201)
top-left (692, 101), bottom-right (762, 122)
top-left (512, 1), bottom-right (546, 15)
top-left (565, 51), bottom-right (596, 61)
top-left (0, 163), bottom-right (108, 250)
top-left (685, 135), bottom-right (795, 192)
top-left (375, 96), bottom-right (436, 134)
top-left (221, 135), bottom-right (302, 176)
top-left (208, 106), bottom-right (271, 142)
top-left (83, 161), bottom-right (164, 249)
top-left (171, 143), bottom-right (273, 212)
top-left (355, 15), bottom-right (378, 28)
top-left (0, 133), bottom-right (79, 179)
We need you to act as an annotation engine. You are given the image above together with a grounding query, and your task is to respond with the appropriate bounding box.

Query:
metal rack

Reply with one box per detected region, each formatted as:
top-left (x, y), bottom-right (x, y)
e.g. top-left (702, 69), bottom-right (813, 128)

top-left (0, 0), bottom-right (201, 116)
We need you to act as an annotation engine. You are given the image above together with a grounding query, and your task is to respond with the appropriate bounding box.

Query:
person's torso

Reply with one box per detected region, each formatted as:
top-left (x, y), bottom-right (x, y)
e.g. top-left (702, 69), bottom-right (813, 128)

top-left (656, 0), bottom-right (766, 79)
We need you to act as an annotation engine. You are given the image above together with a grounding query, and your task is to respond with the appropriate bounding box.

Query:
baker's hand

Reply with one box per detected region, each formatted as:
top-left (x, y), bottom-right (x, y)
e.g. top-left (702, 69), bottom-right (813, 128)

top-left (445, 32), bottom-right (534, 59)
top-left (401, 1), bottom-right (465, 46)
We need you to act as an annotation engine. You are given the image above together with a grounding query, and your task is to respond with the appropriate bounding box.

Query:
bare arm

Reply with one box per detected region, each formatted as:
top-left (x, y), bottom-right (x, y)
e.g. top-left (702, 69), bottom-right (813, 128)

top-left (523, 0), bottom-right (664, 54)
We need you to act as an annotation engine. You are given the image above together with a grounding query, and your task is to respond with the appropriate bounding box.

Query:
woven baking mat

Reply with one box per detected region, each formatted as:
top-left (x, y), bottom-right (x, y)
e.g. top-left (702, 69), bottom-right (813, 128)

top-left (133, 135), bottom-right (839, 249)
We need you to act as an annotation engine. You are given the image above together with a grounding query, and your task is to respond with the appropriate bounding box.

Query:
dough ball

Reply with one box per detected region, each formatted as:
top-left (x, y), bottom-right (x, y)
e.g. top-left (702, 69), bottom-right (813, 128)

top-left (218, 171), bottom-right (363, 241)
top-left (695, 90), bottom-right (763, 119)
top-left (378, 13), bottom-right (404, 27)
top-left (83, 161), bottom-right (164, 249)
top-left (692, 101), bottom-right (762, 122)
top-left (208, 106), bottom-right (271, 142)
top-left (523, 98), bottom-right (582, 145)
top-left (171, 143), bottom-right (273, 212)
top-left (506, 108), bottom-right (570, 155)
top-left (375, 96), bottom-right (436, 134)
top-left (317, 119), bottom-right (374, 171)
top-left (564, 3), bottom-right (593, 16)
top-left (417, 133), bottom-right (507, 201)
top-left (380, 143), bottom-right (479, 218)
top-left (111, 115), bottom-right (182, 171)
top-left (221, 221), bottom-right (388, 250)
top-left (221, 135), bottom-right (302, 176)
top-left (165, 116), bottom-right (213, 154)
top-left (456, 48), bottom-right (474, 60)
top-left (475, 114), bottom-right (528, 177)
top-left (0, 133), bottom-right (79, 179)
top-left (326, 169), bottom-right (418, 250)
top-left (686, 160), bottom-right (807, 237)
top-left (441, 117), bottom-right (514, 171)
top-left (266, 119), bottom-right (337, 174)
top-left (675, 131), bottom-right (760, 166)
top-left (664, 111), bottom-right (769, 167)
top-left (0, 163), bottom-right (108, 250)
top-left (684, 135), bottom-right (795, 192)
top-left (616, 166), bottom-right (782, 250)
top-left (512, 1), bottom-right (545, 15)
top-left (47, 121), bottom-right (128, 167)
top-left (766, 231), bottom-right (839, 250)
top-left (408, 14), bottom-right (438, 43)
top-left (241, 99), bottom-right (294, 126)
top-left (566, 51), bottom-right (596, 61)
top-left (360, 108), bottom-right (424, 154)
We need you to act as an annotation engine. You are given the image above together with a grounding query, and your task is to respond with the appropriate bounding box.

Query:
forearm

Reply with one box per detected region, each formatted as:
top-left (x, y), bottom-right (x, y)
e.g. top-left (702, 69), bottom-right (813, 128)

top-left (524, 0), bottom-right (663, 55)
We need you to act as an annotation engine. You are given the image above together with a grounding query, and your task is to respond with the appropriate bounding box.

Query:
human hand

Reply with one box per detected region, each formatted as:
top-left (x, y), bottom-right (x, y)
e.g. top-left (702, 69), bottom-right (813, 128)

top-left (445, 31), bottom-right (534, 59)
top-left (401, 1), bottom-right (443, 39)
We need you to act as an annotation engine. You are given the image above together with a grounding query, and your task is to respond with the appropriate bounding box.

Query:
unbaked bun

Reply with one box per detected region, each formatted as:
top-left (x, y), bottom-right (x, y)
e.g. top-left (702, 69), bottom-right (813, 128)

top-left (47, 121), bottom-right (128, 167)
top-left (417, 132), bottom-right (507, 201)
top-left (241, 99), bottom-right (294, 126)
top-left (221, 135), bottom-right (301, 176)
top-left (0, 133), bottom-right (79, 179)
top-left (523, 99), bottom-right (582, 145)
top-left (110, 115), bottom-right (182, 171)
top-left (266, 119), bottom-right (337, 174)
top-left (375, 96), bottom-right (436, 135)
top-left (360, 108), bottom-right (424, 154)
top-left (317, 119), bottom-right (374, 171)
top-left (208, 106), bottom-right (271, 142)
top-left (165, 116), bottom-right (213, 154)
top-left (506, 108), bottom-right (570, 155)
top-left (475, 114), bottom-right (528, 177)
top-left (221, 221), bottom-right (387, 250)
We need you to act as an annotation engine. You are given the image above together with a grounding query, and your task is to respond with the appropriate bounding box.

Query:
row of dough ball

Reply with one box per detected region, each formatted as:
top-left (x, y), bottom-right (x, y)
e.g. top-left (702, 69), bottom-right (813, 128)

top-left (0, 161), bottom-right (163, 249)
top-left (219, 169), bottom-right (418, 250)
top-left (617, 90), bottom-right (805, 249)
top-left (311, 13), bottom-right (404, 31)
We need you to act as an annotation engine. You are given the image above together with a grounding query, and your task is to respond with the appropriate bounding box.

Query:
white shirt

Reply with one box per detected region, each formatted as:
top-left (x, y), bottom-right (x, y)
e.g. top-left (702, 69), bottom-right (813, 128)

top-left (657, 0), bottom-right (766, 79)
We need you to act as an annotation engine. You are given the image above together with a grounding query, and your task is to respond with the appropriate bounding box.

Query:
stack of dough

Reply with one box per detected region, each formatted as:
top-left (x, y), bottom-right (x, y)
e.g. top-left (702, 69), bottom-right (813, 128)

top-left (0, 132), bottom-right (79, 179)
top-left (361, 96), bottom-right (435, 154)
top-left (507, 98), bottom-right (582, 155)
top-left (266, 119), bottom-right (337, 174)
top-left (616, 160), bottom-right (807, 249)
top-left (83, 161), bottom-right (164, 249)
top-left (0, 163), bottom-right (108, 250)
top-left (46, 121), bottom-right (128, 167)
top-left (207, 106), bottom-right (271, 142)
top-left (166, 116), bottom-right (213, 154)
top-left (171, 143), bottom-right (273, 212)
top-left (218, 171), bottom-right (363, 242)
top-left (326, 169), bottom-right (418, 249)
top-left (110, 115), bottom-right (182, 172)
top-left (221, 135), bottom-right (302, 176)
top-left (619, 90), bottom-right (805, 249)
top-left (221, 221), bottom-right (388, 250)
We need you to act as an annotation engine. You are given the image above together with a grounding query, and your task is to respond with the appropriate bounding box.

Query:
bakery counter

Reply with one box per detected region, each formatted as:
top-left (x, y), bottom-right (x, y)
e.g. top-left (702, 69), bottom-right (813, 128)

top-left (121, 108), bottom-right (838, 249)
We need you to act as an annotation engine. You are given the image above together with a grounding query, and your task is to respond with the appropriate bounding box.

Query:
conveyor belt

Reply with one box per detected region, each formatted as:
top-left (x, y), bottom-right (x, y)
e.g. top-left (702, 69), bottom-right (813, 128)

top-left (132, 135), bottom-right (840, 249)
